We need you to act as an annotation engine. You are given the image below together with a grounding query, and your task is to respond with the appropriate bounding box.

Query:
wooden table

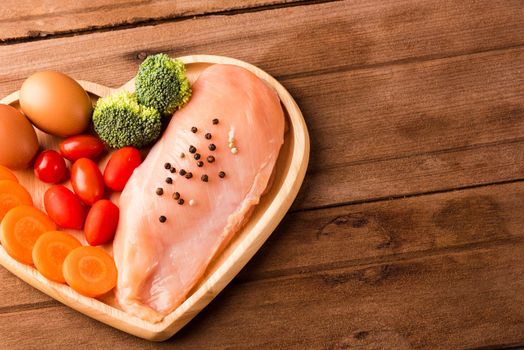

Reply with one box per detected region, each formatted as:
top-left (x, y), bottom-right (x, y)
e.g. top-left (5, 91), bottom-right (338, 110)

top-left (0, 1), bottom-right (523, 349)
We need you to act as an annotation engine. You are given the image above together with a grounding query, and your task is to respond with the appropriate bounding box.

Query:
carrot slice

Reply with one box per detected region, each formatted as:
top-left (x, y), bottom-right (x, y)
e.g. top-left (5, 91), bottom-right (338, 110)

top-left (0, 180), bottom-right (33, 222)
top-left (63, 246), bottom-right (117, 297)
top-left (33, 231), bottom-right (81, 283)
top-left (0, 165), bottom-right (18, 182)
top-left (0, 205), bottom-right (56, 265)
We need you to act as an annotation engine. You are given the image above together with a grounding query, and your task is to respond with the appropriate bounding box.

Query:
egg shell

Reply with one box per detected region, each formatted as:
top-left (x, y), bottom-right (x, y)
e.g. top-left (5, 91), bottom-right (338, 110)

top-left (19, 71), bottom-right (93, 137)
top-left (0, 104), bottom-right (39, 169)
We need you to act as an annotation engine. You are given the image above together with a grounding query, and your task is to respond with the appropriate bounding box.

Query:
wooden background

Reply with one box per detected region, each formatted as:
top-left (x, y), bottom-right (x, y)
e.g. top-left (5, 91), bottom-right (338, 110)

top-left (0, 1), bottom-right (523, 349)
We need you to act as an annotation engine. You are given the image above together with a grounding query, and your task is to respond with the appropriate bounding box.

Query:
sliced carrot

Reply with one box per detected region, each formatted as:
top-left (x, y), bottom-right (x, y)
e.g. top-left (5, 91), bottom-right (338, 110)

top-left (63, 246), bottom-right (117, 297)
top-left (0, 205), bottom-right (56, 265)
top-left (33, 231), bottom-right (81, 283)
top-left (0, 165), bottom-right (18, 182)
top-left (0, 180), bottom-right (33, 222)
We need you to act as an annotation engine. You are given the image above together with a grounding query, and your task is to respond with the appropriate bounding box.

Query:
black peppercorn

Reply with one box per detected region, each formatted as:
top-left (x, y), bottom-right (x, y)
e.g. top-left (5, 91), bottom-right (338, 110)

top-left (189, 145), bottom-right (197, 154)
top-left (159, 215), bottom-right (167, 223)
top-left (208, 143), bottom-right (216, 151)
top-left (166, 177), bottom-right (173, 184)
top-left (212, 118), bottom-right (219, 125)
top-left (179, 169), bottom-right (187, 176)
top-left (185, 172), bottom-right (193, 179)
top-left (191, 127), bottom-right (198, 133)
top-left (197, 161), bottom-right (204, 167)
top-left (178, 198), bottom-right (184, 205)
top-left (170, 167), bottom-right (176, 174)
top-left (207, 155), bottom-right (215, 163)
top-left (201, 174), bottom-right (209, 182)
top-left (205, 133), bottom-right (212, 140)
top-left (156, 188), bottom-right (164, 196)
top-left (173, 192), bottom-right (180, 200)
top-left (164, 162), bottom-right (171, 170)
top-left (194, 153), bottom-right (201, 160)
top-left (219, 171), bottom-right (226, 178)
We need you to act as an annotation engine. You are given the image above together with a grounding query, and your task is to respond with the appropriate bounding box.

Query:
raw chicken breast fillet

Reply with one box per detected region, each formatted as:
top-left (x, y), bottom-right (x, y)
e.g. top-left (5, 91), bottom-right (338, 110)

top-left (113, 64), bottom-right (285, 322)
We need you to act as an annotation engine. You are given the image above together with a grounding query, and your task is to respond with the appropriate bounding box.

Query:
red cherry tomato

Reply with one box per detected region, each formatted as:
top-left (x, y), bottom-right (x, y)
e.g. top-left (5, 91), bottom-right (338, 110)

top-left (84, 199), bottom-right (119, 245)
top-left (34, 150), bottom-right (67, 184)
top-left (104, 147), bottom-right (142, 192)
top-left (44, 185), bottom-right (86, 229)
top-left (71, 158), bottom-right (104, 205)
top-left (59, 135), bottom-right (105, 161)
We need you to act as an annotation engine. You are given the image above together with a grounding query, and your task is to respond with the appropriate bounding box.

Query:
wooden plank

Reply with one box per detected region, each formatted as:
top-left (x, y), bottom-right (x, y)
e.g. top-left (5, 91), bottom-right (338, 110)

top-left (1, 180), bottom-right (524, 348)
top-left (0, 0), bottom-right (307, 42)
top-left (169, 244), bottom-right (524, 349)
top-left (290, 48), bottom-right (524, 169)
top-left (291, 47), bottom-right (524, 208)
top-left (0, 273), bottom-right (51, 310)
top-left (299, 140), bottom-right (524, 209)
top-left (1, 215), bottom-right (522, 348)
top-left (0, 0), bottom-right (523, 91)
top-left (239, 181), bottom-right (524, 281)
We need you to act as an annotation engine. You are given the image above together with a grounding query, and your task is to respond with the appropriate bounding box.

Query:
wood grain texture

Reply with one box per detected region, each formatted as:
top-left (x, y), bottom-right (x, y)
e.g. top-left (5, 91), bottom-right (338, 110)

top-left (0, 0), bottom-right (523, 91)
top-left (0, 0), bottom-right (523, 347)
top-left (1, 182), bottom-right (523, 349)
top-left (0, 0), bottom-right (308, 42)
top-left (293, 47), bottom-right (524, 208)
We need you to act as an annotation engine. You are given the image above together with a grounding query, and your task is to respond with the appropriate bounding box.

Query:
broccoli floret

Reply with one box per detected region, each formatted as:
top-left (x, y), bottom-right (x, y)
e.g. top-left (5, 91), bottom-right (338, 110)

top-left (93, 91), bottom-right (162, 149)
top-left (135, 53), bottom-right (192, 116)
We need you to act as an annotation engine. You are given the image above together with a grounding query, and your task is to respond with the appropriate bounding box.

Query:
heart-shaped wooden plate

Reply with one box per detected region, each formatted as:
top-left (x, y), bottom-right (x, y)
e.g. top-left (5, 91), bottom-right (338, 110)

top-left (0, 55), bottom-right (309, 341)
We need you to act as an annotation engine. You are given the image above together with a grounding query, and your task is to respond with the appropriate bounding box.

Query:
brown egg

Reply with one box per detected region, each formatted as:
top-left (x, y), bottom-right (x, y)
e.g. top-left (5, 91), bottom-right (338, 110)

top-left (19, 71), bottom-right (92, 137)
top-left (0, 104), bottom-right (39, 169)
